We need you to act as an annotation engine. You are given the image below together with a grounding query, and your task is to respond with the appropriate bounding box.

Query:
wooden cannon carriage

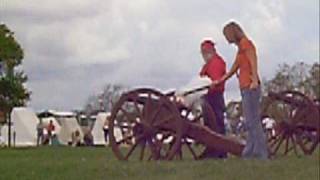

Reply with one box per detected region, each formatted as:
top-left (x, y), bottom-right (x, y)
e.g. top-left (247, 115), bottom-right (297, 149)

top-left (108, 87), bottom-right (319, 161)
top-left (262, 90), bottom-right (320, 157)
top-left (108, 88), bottom-right (244, 161)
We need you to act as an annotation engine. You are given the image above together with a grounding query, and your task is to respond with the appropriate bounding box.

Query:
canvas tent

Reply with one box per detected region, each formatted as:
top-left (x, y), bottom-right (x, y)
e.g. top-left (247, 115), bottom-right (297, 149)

top-left (92, 112), bottom-right (125, 145)
top-left (92, 112), bottom-right (108, 145)
top-left (56, 117), bottom-right (83, 145)
top-left (0, 125), bottom-right (8, 146)
top-left (10, 107), bottom-right (39, 146)
top-left (114, 126), bottom-right (123, 143)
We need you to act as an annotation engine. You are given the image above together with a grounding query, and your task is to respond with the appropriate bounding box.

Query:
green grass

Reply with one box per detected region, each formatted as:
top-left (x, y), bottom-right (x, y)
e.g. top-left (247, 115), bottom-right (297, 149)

top-left (0, 146), bottom-right (319, 180)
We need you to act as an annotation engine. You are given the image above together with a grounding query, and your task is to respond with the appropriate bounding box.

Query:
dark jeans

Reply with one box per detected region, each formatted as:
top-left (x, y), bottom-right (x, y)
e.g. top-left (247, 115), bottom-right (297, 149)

top-left (201, 92), bottom-right (227, 158)
top-left (37, 131), bottom-right (43, 146)
top-left (103, 129), bottom-right (109, 143)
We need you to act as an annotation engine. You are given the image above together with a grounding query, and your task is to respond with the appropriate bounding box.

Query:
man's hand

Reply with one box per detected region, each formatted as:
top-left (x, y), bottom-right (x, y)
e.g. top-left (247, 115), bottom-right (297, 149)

top-left (249, 79), bottom-right (259, 89)
top-left (212, 80), bottom-right (221, 86)
top-left (212, 74), bottom-right (227, 86)
top-left (211, 79), bottom-right (221, 91)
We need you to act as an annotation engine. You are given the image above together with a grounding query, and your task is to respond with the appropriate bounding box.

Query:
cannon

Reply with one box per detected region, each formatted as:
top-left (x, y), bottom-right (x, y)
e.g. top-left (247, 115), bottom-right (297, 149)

top-left (108, 87), bottom-right (244, 161)
top-left (108, 87), bottom-right (319, 161)
top-left (262, 90), bottom-right (320, 157)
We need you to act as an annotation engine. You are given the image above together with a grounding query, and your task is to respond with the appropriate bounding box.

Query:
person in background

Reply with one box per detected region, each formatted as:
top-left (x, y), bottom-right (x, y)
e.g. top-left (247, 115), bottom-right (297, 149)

top-left (42, 128), bottom-right (50, 145)
top-left (83, 130), bottom-right (94, 146)
top-left (36, 119), bottom-right (44, 146)
top-left (51, 131), bottom-right (61, 146)
top-left (71, 130), bottom-right (81, 147)
top-left (103, 115), bottom-right (110, 145)
top-left (47, 120), bottom-right (55, 144)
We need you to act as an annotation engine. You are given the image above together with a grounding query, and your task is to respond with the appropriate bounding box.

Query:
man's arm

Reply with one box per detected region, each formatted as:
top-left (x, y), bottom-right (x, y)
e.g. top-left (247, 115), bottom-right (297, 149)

top-left (214, 59), bottom-right (239, 85)
top-left (199, 64), bottom-right (208, 77)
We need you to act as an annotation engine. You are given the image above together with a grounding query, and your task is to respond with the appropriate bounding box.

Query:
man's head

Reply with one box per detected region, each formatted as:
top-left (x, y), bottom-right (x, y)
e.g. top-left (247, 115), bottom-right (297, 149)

top-left (200, 40), bottom-right (216, 63)
top-left (223, 21), bottom-right (245, 44)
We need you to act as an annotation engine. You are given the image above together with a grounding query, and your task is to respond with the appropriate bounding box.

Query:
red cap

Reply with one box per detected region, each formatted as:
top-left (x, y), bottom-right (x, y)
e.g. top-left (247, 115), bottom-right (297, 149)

top-left (201, 40), bottom-right (215, 50)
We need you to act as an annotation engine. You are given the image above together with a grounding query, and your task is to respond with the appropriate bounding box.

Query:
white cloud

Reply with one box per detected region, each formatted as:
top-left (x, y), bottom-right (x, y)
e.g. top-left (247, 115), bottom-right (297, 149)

top-left (1, 0), bottom-right (318, 110)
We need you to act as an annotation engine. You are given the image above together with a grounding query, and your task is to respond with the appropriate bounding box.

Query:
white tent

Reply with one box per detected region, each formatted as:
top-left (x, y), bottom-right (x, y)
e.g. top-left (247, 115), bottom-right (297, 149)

top-left (56, 117), bottom-right (83, 145)
top-left (10, 107), bottom-right (39, 147)
top-left (114, 126), bottom-right (123, 143)
top-left (0, 125), bottom-right (9, 146)
top-left (92, 112), bottom-right (108, 145)
top-left (91, 113), bottom-right (124, 145)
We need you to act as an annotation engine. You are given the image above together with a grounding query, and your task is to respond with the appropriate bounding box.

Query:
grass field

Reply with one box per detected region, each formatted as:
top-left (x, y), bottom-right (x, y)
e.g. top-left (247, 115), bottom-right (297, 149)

top-left (0, 146), bottom-right (319, 180)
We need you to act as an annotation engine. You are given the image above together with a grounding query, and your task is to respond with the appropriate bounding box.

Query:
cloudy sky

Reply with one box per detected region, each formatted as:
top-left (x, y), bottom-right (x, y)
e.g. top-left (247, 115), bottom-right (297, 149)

top-left (0, 0), bottom-right (319, 111)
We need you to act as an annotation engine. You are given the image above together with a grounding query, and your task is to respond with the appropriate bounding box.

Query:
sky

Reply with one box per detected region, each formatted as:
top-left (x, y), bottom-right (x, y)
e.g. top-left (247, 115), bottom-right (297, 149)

top-left (0, 0), bottom-right (319, 111)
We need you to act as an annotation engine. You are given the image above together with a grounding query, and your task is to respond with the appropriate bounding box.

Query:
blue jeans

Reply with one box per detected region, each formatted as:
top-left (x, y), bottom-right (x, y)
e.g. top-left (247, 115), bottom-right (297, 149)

top-left (241, 87), bottom-right (268, 159)
top-left (202, 92), bottom-right (227, 158)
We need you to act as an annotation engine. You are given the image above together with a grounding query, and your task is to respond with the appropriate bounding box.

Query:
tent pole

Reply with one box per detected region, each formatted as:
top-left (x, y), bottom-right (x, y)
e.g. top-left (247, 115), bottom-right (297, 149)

top-left (7, 112), bottom-right (11, 147)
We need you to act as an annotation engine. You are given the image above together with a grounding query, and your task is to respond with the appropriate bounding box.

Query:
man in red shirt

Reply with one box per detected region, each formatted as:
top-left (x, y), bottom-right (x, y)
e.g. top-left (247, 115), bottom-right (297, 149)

top-left (47, 120), bottom-right (55, 139)
top-left (199, 40), bottom-right (227, 159)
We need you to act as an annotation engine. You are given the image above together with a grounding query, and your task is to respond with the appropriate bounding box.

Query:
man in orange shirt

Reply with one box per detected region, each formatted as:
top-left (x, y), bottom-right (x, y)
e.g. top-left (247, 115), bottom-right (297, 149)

top-left (214, 22), bottom-right (268, 160)
top-left (199, 40), bottom-right (227, 159)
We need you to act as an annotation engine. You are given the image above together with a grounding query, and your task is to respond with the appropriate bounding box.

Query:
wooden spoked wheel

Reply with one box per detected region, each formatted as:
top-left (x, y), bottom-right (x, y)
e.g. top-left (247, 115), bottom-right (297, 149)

top-left (109, 88), bottom-right (183, 161)
top-left (173, 99), bottom-right (218, 160)
top-left (263, 90), bottom-right (319, 157)
top-left (295, 98), bottom-right (320, 155)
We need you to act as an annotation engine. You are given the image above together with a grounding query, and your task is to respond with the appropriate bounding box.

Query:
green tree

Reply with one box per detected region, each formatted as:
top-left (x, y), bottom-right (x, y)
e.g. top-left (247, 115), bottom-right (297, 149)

top-left (305, 63), bottom-right (320, 99)
top-left (262, 62), bottom-right (319, 99)
top-left (0, 24), bottom-right (30, 146)
top-left (0, 24), bottom-right (30, 113)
